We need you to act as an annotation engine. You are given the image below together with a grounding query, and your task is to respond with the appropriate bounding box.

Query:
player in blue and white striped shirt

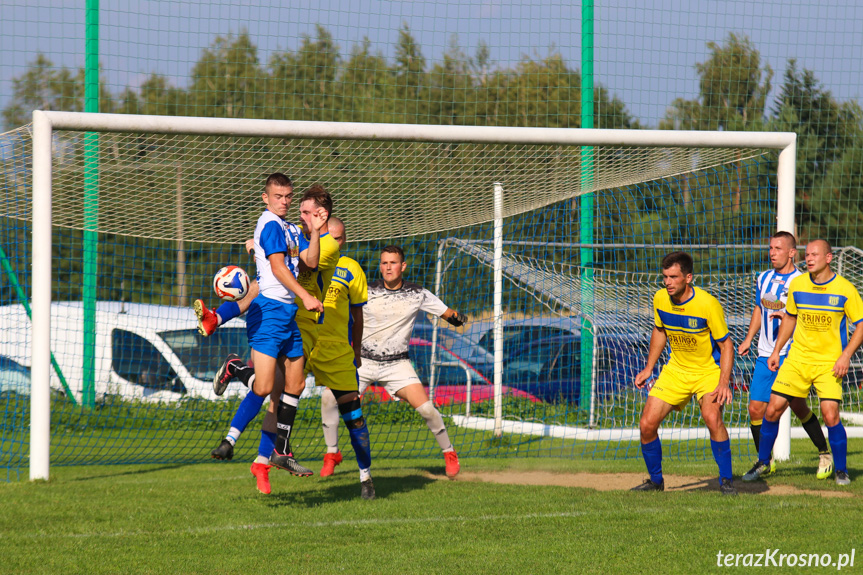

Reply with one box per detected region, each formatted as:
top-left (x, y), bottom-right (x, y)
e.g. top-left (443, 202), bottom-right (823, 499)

top-left (736, 231), bottom-right (832, 478)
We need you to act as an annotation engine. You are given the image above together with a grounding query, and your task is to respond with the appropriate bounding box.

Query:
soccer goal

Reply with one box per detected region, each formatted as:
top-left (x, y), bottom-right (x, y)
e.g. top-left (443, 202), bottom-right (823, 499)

top-left (5, 111), bottom-right (832, 480)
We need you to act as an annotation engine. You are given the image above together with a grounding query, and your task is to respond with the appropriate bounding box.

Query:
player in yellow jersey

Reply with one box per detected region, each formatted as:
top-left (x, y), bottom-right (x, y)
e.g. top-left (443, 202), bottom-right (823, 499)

top-left (743, 240), bottom-right (863, 485)
top-left (306, 218), bottom-right (376, 499)
top-left (632, 251), bottom-right (737, 495)
top-left (206, 185), bottom-right (341, 493)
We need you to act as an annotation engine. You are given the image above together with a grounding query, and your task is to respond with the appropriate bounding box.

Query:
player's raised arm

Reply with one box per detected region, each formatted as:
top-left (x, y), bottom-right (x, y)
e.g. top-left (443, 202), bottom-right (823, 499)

top-left (268, 252), bottom-right (323, 313)
top-left (298, 200), bottom-right (328, 270)
top-left (441, 308), bottom-right (468, 327)
top-left (635, 326), bottom-right (667, 389)
top-left (738, 305), bottom-right (762, 356)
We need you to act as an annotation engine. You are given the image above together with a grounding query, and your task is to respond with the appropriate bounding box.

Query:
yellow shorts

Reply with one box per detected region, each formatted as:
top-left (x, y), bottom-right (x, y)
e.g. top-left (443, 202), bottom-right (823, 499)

top-left (309, 338), bottom-right (359, 392)
top-left (296, 316), bottom-right (319, 375)
top-left (772, 359), bottom-right (842, 401)
top-left (648, 365), bottom-right (721, 410)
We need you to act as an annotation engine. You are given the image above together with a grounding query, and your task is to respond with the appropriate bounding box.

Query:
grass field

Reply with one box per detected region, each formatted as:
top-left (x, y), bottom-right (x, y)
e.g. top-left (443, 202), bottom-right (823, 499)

top-left (2, 437), bottom-right (862, 574)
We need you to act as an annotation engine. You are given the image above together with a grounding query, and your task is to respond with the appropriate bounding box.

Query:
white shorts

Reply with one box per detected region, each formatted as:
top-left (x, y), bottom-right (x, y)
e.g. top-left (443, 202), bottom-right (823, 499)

top-left (358, 358), bottom-right (422, 400)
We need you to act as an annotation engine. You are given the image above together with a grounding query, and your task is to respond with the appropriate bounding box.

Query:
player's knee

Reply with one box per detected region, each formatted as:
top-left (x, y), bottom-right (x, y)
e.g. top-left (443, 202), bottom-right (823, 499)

top-left (748, 402), bottom-right (766, 421)
top-left (332, 389), bottom-right (364, 427)
top-left (416, 400), bottom-right (438, 421)
top-left (702, 410), bottom-right (724, 432)
top-left (639, 415), bottom-right (659, 438)
top-left (765, 404), bottom-right (783, 422)
top-left (821, 405), bottom-right (840, 427)
top-left (321, 388), bottom-right (337, 410)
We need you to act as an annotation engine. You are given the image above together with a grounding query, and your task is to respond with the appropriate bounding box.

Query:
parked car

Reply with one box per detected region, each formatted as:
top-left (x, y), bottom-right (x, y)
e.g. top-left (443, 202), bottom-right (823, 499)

top-left (0, 355), bottom-right (30, 395)
top-left (363, 337), bottom-right (540, 406)
top-left (467, 315), bottom-right (640, 359)
top-left (411, 320), bottom-right (495, 374)
top-left (0, 301), bottom-right (249, 402)
top-left (498, 333), bottom-right (646, 404)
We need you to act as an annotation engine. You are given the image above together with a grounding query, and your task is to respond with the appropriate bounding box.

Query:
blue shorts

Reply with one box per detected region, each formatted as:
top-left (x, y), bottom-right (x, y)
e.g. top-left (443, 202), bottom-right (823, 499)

top-left (246, 295), bottom-right (304, 359)
top-left (749, 355), bottom-right (786, 403)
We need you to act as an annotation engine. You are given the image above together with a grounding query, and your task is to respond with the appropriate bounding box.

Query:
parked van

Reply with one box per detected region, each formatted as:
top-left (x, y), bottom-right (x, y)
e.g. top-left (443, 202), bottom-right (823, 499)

top-left (0, 301), bottom-right (249, 402)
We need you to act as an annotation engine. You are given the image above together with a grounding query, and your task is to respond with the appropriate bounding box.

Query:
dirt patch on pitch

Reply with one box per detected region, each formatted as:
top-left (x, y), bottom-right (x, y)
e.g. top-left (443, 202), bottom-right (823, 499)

top-left (449, 470), bottom-right (855, 498)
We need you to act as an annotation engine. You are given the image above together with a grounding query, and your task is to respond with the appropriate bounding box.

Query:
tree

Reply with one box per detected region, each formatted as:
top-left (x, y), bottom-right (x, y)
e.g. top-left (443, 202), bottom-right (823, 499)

top-left (662, 33), bottom-right (772, 131)
top-left (3, 54), bottom-right (114, 129)
top-left (339, 39), bottom-right (396, 123)
top-left (269, 25), bottom-right (341, 122)
top-left (188, 31), bottom-right (265, 119)
top-left (118, 74), bottom-right (187, 117)
top-left (428, 36), bottom-right (473, 125)
top-left (798, 133), bottom-right (863, 247)
top-left (766, 61), bottom-right (863, 244)
top-left (393, 23), bottom-right (427, 122)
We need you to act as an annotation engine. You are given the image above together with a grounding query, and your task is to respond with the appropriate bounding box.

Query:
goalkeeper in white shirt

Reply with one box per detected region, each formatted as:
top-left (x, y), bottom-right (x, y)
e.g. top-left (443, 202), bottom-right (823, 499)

top-left (320, 245), bottom-right (467, 479)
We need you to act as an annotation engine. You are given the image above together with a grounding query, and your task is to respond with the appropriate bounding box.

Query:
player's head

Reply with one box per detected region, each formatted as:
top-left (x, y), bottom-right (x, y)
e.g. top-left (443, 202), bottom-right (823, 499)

top-left (380, 245), bottom-right (407, 285)
top-left (328, 216), bottom-right (346, 249)
top-left (299, 184), bottom-right (333, 231)
top-left (804, 239), bottom-right (833, 275)
top-left (660, 251), bottom-right (693, 299)
top-left (262, 172), bottom-right (294, 218)
top-left (769, 231), bottom-right (797, 271)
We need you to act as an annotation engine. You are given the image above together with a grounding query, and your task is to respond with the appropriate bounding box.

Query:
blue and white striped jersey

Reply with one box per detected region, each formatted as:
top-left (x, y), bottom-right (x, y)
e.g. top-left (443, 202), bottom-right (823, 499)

top-left (253, 209), bottom-right (309, 304)
top-left (755, 267), bottom-right (802, 357)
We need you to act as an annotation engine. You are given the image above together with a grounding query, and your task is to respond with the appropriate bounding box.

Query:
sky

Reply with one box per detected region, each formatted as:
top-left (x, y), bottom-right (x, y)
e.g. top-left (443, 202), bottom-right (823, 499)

top-left (1, 0), bottom-right (862, 127)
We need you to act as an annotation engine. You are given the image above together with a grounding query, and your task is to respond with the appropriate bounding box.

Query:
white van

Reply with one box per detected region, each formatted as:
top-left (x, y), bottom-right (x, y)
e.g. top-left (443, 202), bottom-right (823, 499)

top-left (0, 301), bottom-right (250, 402)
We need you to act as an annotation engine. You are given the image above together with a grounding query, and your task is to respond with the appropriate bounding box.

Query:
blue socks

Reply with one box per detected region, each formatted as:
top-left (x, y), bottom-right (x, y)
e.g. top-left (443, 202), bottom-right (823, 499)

top-left (216, 300), bottom-right (241, 324)
top-left (230, 391), bottom-right (266, 433)
top-left (641, 438), bottom-right (663, 484)
top-left (347, 420), bottom-right (372, 470)
top-left (827, 422), bottom-right (848, 473)
top-left (758, 418), bottom-right (780, 464)
top-left (258, 430), bottom-right (276, 459)
top-left (711, 439), bottom-right (733, 481)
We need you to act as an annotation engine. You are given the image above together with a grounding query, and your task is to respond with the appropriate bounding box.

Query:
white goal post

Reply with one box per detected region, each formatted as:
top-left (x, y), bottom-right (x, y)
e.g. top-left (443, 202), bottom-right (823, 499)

top-left (30, 110), bottom-right (798, 480)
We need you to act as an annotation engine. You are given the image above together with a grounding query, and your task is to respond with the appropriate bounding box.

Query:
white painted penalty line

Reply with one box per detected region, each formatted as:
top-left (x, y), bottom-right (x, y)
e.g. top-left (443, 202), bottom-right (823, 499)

top-left (451, 415), bottom-right (863, 441)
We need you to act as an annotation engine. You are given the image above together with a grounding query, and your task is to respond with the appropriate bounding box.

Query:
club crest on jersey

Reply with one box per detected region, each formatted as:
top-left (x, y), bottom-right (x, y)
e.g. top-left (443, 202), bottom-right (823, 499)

top-left (688, 319), bottom-right (698, 328)
top-left (830, 296), bottom-right (839, 305)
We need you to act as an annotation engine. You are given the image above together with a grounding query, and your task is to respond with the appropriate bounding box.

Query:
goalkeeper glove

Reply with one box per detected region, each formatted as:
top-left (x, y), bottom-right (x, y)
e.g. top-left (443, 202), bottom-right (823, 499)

top-left (445, 312), bottom-right (468, 327)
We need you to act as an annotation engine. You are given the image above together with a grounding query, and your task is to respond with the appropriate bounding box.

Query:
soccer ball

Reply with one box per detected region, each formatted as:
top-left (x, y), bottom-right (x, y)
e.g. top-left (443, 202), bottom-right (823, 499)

top-left (213, 265), bottom-right (250, 302)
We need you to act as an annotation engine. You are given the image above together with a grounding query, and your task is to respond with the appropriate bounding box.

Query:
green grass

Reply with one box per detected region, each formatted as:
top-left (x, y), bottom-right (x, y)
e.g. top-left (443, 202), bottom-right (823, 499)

top-left (2, 438), bottom-right (863, 574)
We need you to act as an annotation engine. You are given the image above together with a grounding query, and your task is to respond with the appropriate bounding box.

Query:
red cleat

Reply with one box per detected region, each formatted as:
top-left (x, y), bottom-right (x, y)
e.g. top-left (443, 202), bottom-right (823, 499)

top-left (320, 451), bottom-right (343, 477)
top-left (444, 450), bottom-right (460, 479)
top-left (250, 462), bottom-right (273, 494)
top-left (193, 299), bottom-right (219, 337)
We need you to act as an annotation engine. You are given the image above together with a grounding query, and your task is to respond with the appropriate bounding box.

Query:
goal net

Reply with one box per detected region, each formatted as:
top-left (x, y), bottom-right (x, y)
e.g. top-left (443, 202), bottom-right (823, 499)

top-left (5, 112), bottom-right (846, 481)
